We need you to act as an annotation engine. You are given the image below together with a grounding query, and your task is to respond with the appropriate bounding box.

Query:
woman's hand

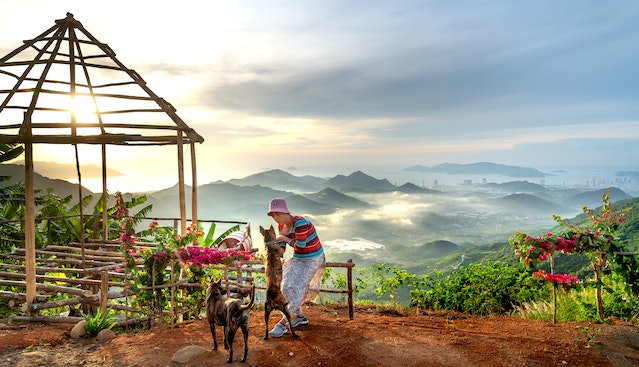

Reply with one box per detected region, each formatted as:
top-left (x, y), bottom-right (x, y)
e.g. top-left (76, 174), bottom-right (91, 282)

top-left (276, 235), bottom-right (290, 244)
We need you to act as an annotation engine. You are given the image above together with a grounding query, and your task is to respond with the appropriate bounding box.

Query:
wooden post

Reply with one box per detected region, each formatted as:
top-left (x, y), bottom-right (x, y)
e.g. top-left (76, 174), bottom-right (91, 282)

top-left (170, 260), bottom-right (176, 328)
top-left (347, 259), bottom-right (354, 320)
top-left (177, 130), bottom-right (187, 235)
top-left (190, 143), bottom-right (198, 227)
top-left (224, 266), bottom-right (230, 295)
top-left (101, 144), bottom-right (108, 239)
top-left (100, 270), bottom-right (108, 312)
top-left (594, 253), bottom-right (605, 320)
top-left (550, 255), bottom-right (557, 324)
top-left (24, 139), bottom-right (36, 308)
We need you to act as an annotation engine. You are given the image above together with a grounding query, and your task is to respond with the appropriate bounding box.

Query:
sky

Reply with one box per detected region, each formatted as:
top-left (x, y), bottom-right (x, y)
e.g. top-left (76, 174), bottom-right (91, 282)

top-left (1, 0), bottom-right (639, 193)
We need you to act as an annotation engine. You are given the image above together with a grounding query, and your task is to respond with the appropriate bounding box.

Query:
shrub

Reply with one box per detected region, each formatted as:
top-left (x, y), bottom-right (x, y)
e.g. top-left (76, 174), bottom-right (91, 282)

top-left (409, 261), bottom-right (547, 315)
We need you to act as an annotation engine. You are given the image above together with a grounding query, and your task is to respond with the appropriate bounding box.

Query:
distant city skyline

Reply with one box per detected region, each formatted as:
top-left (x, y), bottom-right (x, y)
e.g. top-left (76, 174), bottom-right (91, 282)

top-left (1, 1), bottom-right (638, 193)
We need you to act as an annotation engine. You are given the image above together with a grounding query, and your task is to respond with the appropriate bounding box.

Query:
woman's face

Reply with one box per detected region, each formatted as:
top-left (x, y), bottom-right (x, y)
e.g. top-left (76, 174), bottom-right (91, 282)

top-left (270, 212), bottom-right (288, 224)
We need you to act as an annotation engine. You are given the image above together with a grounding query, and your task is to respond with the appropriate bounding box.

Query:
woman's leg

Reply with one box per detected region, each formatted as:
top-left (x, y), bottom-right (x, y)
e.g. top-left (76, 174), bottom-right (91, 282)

top-left (281, 255), bottom-right (325, 321)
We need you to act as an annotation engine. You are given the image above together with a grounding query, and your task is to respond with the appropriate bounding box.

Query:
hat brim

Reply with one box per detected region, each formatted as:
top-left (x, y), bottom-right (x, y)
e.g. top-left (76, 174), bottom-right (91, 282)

top-left (267, 210), bottom-right (289, 216)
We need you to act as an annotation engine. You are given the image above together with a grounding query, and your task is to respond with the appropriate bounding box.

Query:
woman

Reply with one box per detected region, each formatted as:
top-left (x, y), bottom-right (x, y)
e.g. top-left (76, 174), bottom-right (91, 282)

top-left (267, 198), bottom-right (325, 338)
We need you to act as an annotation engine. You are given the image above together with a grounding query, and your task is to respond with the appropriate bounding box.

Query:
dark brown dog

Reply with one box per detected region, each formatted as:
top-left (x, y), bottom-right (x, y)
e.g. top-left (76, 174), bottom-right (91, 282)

top-left (260, 225), bottom-right (298, 340)
top-left (206, 278), bottom-right (255, 363)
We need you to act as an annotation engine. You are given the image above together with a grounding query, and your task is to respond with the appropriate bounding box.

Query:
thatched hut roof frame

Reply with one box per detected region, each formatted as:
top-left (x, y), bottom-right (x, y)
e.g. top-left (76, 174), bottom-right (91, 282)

top-left (0, 13), bottom-right (203, 307)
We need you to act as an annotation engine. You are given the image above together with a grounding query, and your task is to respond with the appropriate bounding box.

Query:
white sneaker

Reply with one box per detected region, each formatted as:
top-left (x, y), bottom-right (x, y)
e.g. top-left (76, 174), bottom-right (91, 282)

top-left (269, 322), bottom-right (288, 337)
top-left (291, 316), bottom-right (309, 328)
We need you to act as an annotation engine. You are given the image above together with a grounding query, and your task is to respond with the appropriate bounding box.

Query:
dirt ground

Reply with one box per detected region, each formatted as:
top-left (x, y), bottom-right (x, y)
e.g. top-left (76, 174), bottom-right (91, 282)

top-left (0, 304), bottom-right (638, 367)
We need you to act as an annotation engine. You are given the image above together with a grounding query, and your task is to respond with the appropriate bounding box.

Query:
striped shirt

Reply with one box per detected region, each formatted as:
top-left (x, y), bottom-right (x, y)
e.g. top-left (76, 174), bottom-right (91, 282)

top-left (279, 215), bottom-right (323, 259)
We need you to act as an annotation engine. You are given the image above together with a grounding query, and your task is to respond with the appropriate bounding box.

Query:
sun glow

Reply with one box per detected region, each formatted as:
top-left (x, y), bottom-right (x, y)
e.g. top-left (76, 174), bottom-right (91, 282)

top-left (69, 95), bottom-right (96, 123)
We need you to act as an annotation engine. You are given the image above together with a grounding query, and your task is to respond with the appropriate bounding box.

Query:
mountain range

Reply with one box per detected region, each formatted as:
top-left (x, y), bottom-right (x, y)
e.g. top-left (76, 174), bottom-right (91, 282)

top-left (2, 163), bottom-right (633, 221)
top-left (404, 162), bottom-right (551, 178)
top-left (2, 162), bottom-right (635, 269)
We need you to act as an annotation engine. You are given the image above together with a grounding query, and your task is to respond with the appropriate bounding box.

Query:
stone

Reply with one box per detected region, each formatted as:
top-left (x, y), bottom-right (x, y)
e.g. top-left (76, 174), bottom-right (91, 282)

top-left (96, 328), bottom-right (116, 342)
top-left (171, 345), bottom-right (208, 364)
top-left (70, 320), bottom-right (86, 339)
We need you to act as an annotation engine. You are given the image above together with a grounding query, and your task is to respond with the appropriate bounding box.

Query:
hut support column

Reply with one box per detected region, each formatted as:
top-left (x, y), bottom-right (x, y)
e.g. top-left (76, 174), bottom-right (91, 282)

top-left (177, 131), bottom-right (186, 235)
top-left (190, 143), bottom-right (198, 226)
top-left (101, 144), bottom-right (108, 239)
top-left (24, 141), bottom-right (36, 308)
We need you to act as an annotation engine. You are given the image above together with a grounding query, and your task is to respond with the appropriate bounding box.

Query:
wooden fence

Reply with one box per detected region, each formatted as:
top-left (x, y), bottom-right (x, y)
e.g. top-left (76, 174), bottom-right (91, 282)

top-left (1, 238), bottom-right (356, 326)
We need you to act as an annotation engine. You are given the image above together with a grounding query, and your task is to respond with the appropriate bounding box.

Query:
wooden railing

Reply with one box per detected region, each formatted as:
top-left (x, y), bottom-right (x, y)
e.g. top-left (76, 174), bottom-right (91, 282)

top-left (2, 238), bottom-right (356, 325)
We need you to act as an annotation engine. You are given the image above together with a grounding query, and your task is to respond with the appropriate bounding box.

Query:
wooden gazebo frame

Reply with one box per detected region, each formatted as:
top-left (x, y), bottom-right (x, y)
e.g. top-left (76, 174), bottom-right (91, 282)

top-left (0, 13), bottom-right (204, 308)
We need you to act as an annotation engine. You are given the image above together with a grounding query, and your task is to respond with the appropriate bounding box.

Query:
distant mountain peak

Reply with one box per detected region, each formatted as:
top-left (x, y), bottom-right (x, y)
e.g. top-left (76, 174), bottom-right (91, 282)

top-left (326, 171), bottom-right (396, 193)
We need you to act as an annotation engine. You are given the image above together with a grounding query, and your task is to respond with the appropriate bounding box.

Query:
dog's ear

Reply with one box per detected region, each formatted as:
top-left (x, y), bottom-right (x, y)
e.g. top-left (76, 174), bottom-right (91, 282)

top-left (260, 225), bottom-right (265, 235)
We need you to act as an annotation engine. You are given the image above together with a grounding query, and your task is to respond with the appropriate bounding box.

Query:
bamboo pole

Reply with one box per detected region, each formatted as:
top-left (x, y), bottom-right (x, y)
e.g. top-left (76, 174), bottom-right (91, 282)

top-left (21, 289), bottom-right (136, 313)
top-left (2, 279), bottom-right (93, 299)
top-left (0, 270), bottom-right (125, 287)
top-left (0, 291), bottom-right (48, 303)
top-left (177, 130), bottom-right (186, 235)
top-left (24, 137), bottom-right (36, 306)
top-left (43, 245), bottom-right (125, 257)
top-left (12, 248), bottom-right (123, 262)
top-left (101, 144), bottom-right (108, 239)
top-left (170, 260), bottom-right (175, 327)
top-left (190, 143), bottom-right (198, 226)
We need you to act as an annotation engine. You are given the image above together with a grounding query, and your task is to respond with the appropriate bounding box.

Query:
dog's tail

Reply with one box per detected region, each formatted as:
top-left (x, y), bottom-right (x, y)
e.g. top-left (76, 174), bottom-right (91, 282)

top-left (241, 285), bottom-right (256, 311)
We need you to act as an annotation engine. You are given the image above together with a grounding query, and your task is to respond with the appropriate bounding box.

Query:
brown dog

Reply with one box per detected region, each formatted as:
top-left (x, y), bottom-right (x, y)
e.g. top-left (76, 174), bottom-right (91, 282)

top-left (260, 225), bottom-right (299, 340)
top-left (206, 278), bottom-right (255, 363)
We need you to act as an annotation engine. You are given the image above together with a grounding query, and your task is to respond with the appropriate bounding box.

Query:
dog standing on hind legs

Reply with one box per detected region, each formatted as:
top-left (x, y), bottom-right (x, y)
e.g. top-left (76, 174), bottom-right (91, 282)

top-left (260, 225), bottom-right (299, 340)
top-left (206, 277), bottom-right (255, 363)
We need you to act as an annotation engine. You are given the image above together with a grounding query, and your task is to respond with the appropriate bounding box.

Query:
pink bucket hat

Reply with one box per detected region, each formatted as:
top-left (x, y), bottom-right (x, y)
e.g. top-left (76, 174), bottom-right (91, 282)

top-left (267, 198), bottom-right (290, 216)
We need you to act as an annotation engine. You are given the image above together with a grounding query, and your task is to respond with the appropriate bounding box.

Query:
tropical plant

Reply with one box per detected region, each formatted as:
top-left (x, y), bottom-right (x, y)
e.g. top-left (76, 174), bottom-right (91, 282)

top-left (0, 143), bottom-right (24, 163)
top-left (369, 263), bottom-right (416, 304)
top-left (84, 307), bottom-right (117, 337)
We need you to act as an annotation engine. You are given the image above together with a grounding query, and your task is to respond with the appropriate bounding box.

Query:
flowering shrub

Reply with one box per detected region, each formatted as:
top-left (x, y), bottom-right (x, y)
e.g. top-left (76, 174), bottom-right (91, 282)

top-left (532, 270), bottom-right (579, 292)
top-left (114, 192), bottom-right (140, 271)
top-left (113, 192), bottom-right (260, 313)
top-left (177, 246), bottom-right (257, 266)
top-left (510, 190), bottom-right (636, 319)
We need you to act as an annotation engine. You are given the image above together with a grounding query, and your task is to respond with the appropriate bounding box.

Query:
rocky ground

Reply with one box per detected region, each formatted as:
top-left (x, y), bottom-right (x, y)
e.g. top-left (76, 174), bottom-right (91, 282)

top-left (1, 304), bottom-right (638, 367)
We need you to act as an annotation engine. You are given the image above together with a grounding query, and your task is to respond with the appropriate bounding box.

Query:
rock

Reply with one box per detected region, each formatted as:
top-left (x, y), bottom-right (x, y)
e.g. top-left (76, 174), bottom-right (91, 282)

top-left (96, 328), bottom-right (116, 342)
top-left (171, 345), bottom-right (208, 364)
top-left (70, 320), bottom-right (86, 339)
